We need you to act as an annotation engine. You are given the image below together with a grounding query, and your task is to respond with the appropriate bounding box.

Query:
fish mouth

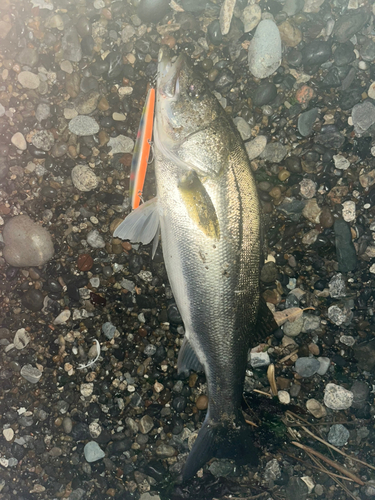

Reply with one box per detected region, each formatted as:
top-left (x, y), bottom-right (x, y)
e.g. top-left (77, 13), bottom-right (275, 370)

top-left (157, 48), bottom-right (185, 99)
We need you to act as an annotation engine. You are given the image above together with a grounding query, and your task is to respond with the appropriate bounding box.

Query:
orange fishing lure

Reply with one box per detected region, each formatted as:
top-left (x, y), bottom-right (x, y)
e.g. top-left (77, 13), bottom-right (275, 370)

top-left (129, 87), bottom-right (155, 210)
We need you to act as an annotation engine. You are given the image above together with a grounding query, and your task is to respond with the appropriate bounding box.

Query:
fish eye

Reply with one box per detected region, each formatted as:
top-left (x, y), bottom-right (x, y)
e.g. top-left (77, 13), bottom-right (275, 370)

top-left (188, 78), bottom-right (204, 99)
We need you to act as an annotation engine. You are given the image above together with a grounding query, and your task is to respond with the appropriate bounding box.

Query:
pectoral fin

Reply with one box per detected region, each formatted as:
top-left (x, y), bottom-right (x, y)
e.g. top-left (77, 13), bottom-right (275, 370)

top-left (178, 170), bottom-right (219, 239)
top-left (113, 197), bottom-right (159, 246)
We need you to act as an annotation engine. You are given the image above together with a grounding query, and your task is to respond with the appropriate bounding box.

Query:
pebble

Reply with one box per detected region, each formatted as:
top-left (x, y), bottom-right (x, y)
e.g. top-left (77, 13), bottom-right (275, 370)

top-left (333, 154), bottom-right (350, 171)
top-left (301, 40), bottom-right (332, 67)
top-left (87, 230), bottom-right (106, 249)
top-left (302, 315), bottom-right (320, 333)
top-left (241, 4), bottom-right (261, 33)
top-left (77, 254), bottom-right (93, 271)
top-left (328, 305), bottom-right (349, 326)
top-left (3, 428), bottom-right (14, 442)
top-left (248, 20), bottom-right (282, 79)
top-left (209, 459), bottom-right (236, 478)
top-left (278, 20), bottom-right (302, 48)
top-left (219, 0), bottom-right (236, 36)
top-left (139, 415), bottom-right (154, 434)
top-left (21, 289), bottom-right (44, 312)
top-left (3, 215), bottom-right (54, 267)
top-left (342, 200), bottom-right (356, 222)
top-left (84, 441), bottom-right (105, 462)
top-left (35, 103), bottom-right (51, 122)
top-left (306, 399), bottom-right (327, 418)
top-left (278, 391), bottom-right (290, 404)
top-left (14, 328), bottom-right (31, 350)
top-left (11, 132), bottom-right (27, 150)
top-left (324, 383), bottom-right (353, 410)
top-left (196, 394), bottom-right (208, 410)
top-left (89, 422), bottom-right (101, 438)
top-left (61, 26), bottom-right (82, 62)
top-left (155, 444), bottom-right (176, 458)
top-left (75, 90), bottom-right (100, 115)
top-left (17, 71), bottom-right (40, 89)
top-left (53, 310), bottom-right (71, 325)
top-left (352, 101), bottom-right (375, 135)
top-left (351, 381), bottom-right (369, 409)
top-left (328, 274), bottom-right (346, 298)
top-left (20, 364), bottom-right (42, 384)
top-left (283, 314), bottom-right (304, 337)
top-left (253, 82), bottom-right (277, 107)
top-left (233, 117), bottom-right (251, 140)
top-left (334, 219), bottom-right (357, 273)
top-left (263, 458), bottom-right (281, 482)
top-left (71, 165), bottom-right (99, 192)
top-left (298, 108), bottom-right (319, 137)
top-left (31, 130), bottom-right (55, 151)
top-left (63, 417), bottom-right (73, 434)
top-left (260, 143), bottom-right (287, 163)
top-left (299, 179), bottom-right (316, 199)
top-left (102, 322), bottom-right (116, 339)
top-left (302, 199), bottom-right (321, 223)
top-left (107, 135), bottom-right (134, 155)
top-left (249, 351), bottom-right (270, 368)
top-left (328, 424), bottom-right (349, 447)
top-left (303, 0), bottom-right (324, 12)
top-left (333, 8), bottom-right (369, 43)
top-left (245, 136), bottom-right (267, 160)
top-left (68, 116), bottom-right (99, 136)
top-left (368, 82), bottom-right (375, 100)
top-left (81, 383), bottom-right (94, 398)
top-left (295, 357), bottom-right (320, 378)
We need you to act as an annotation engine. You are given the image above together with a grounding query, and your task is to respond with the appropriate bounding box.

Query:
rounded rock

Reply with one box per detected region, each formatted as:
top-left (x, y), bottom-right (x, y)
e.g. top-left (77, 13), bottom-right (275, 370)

top-left (328, 424), bottom-right (349, 447)
top-left (20, 364), bottom-right (42, 384)
top-left (68, 115), bottom-right (99, 136)
top-left (306, 399), bottom-right (327, 418)
top-left (324, 383), bottom-right (353, 410)
top-left (17, 71), bottom-right (40, 89)
top-left (248, 20), bottom-right (282, 79)
top-left (71, 165), bottom-right (99, 192)
top-left (11, 132), bottom-right (27, 150)
top-left (295, 357), bottom-right (320, 377)
top-left (84, 441), bottom-right (105, 462)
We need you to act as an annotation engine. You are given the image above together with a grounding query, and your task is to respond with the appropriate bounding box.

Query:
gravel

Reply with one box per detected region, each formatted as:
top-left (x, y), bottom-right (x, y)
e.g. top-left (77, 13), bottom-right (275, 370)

top-left (1, 1), bottom-right (375, 499)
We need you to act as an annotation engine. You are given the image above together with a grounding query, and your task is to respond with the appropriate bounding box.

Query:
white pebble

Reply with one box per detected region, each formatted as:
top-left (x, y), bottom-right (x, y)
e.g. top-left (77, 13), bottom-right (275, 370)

top-left (53, 309), bottom-right (71, 325)
top-left (368, 82), bottom-right (375, 100)
top-left (248, 19), bottom-right (281, 79)
top-left (333, 154), bottom-right (350, 170)
top-left (11, 132), bottom-right (27, 150)
top-left (14, 328), bottom-right (31, 350)
top-left (71, 165), bottom-right (99, 192)
top-left (80, 382), bottom-right (94, 397)
top-left (3, 428), bottom-right (14, 442)
top-left (342, 200), bottom-right (356, 222)
top-left (278, 391), bottom-right (290, 404)
top-left (17, 71), bottom-right (40, 89)
top-left (324, 383), bottom-right (353, 410)
top-left (299, 178), bottom-right (316, 199)
top-left (89, 422), bottom-right (102, 438)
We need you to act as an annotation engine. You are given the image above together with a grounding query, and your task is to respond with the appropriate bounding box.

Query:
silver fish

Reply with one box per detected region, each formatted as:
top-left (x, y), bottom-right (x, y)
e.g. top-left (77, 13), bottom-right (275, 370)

top-left (114, 49), bottom-right (273, 481)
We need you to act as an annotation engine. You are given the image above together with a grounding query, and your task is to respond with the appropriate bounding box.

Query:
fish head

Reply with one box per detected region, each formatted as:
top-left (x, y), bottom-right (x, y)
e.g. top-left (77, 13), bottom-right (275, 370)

top-left (155, 48), bottom-right (229, 177)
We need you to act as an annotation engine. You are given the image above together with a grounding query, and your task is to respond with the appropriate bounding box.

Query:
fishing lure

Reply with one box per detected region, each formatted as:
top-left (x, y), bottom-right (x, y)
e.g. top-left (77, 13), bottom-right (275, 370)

top-left (129, 87), bottom-right (155, 210)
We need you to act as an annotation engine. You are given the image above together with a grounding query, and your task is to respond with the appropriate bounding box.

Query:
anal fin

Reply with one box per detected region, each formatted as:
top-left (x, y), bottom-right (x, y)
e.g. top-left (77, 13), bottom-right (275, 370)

top-left (177, 337), bottom-right (203, 374)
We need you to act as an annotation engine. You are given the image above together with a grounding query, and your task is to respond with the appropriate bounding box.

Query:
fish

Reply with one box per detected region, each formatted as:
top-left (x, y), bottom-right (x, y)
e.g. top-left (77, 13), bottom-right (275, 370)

top-left (114, 48), bottom-right (275, 481)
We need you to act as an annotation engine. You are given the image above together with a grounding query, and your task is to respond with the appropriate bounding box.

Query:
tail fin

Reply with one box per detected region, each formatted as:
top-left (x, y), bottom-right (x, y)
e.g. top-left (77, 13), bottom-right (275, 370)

top-left (181, 411), bottom-right (258, 482)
